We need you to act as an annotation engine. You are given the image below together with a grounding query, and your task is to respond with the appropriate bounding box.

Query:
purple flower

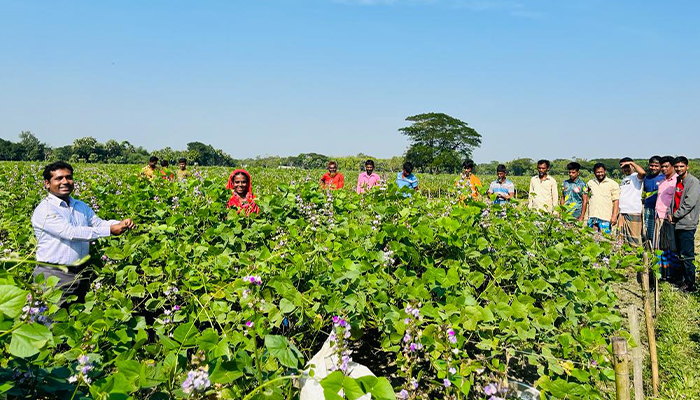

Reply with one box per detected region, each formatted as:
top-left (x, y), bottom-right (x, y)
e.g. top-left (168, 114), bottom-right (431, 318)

top-left (484, 383), bottom-right (498, 395)
top-left (243, 275), bottom-right (262, 285)
top-left (448, 367), bottom-right (457, 374)
top-left (443, 378), bottom-right (451, 388)
top-left (397, 389), bottom-right (409, 399)
top-left (245, 321), bottom-right (254, 328)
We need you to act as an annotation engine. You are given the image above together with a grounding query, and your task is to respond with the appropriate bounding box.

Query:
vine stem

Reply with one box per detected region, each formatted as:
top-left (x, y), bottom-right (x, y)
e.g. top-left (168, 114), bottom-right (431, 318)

top-left (242, 375), bottom-right (299, 400)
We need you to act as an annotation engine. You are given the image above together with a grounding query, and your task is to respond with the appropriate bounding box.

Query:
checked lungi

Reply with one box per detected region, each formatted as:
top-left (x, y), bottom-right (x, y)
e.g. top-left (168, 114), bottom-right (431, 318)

top-left (620, 213), bottom-right (643, 247)
top-left (643, 207), bottom-right (656, 244)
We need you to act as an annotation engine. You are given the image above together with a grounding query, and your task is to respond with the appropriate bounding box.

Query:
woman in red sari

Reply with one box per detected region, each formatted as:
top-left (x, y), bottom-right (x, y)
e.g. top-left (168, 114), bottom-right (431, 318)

top-left (226, 169), bottom-right (260, 215)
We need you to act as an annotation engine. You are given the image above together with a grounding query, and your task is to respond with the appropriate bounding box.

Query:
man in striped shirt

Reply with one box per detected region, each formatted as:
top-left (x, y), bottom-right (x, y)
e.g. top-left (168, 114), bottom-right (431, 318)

top-left (32, 161), bottom-right (134, 303)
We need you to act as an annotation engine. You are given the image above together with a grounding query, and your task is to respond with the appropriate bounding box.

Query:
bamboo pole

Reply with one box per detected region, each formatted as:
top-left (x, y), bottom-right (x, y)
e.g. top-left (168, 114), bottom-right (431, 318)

top-left (641, 251), bottom-right (660, 396)
top-left (612, 336), bottom-right (630, 400)
top-left (627, 305), bottom-right (644, 400)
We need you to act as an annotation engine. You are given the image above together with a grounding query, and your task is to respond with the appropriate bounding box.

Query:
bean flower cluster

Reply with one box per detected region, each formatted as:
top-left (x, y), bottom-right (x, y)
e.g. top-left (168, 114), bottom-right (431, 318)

top-left (68, 355), bottom-right (94, 385)
top-left (328, 315), bottom-right (352, 374)
top-left (483, 382), bottom-right (508, 400)
top-left (397, 303), bottom-right (425, 399)
top-left (381, 246), bottom-right (395, 267)
top-left (181, 368), bottom-right (211, 395)
top-left (21, 294), bottom-right (51, 326)
top-left (162, 286), bottom-right (181, 325)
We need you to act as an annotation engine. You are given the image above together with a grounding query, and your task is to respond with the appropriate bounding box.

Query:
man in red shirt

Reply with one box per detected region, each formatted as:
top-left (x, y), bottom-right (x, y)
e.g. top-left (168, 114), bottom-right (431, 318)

top-left (320, 161), bottom-right (344, 190)
top-left (668, 156), bottom-right (700, 292)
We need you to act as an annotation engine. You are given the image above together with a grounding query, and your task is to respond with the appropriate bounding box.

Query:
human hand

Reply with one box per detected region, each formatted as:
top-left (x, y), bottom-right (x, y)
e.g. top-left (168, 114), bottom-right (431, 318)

top-left (110, 219), bottom-right (135, 235)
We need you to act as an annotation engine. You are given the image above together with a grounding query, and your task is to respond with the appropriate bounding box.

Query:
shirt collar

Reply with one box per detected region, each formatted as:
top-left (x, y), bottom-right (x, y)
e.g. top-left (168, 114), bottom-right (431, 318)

top-left (46, 193), bottom-right (73, 207)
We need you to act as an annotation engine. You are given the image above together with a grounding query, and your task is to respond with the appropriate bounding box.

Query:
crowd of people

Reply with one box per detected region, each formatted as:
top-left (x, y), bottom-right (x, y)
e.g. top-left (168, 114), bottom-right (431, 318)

top-left (31, 154), bottom-right (699, 306)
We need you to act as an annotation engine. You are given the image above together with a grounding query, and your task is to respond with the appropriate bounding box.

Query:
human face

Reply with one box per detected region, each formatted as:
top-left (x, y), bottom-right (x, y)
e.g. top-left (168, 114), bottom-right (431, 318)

top-left (568, 169), bottom-right (580, 181)
top-left (365, 163), bottom-right (374, 175)
top-left (648, 161), bottom-right (660, 176)
top-left (45, 168), bottom-right (74, 201)
top-left (328, 164), bottom-right (338, 177)
top-left (537, 164), bottom-right (548, 178)
top-left (179, 162), bottom-right (187, 170)
top-left (233, 174), bottom-right (248, 196)
top-left (497, 171), bottom-right (506, 181)
top-left (594, 167), bottom-right (607, 181)
top-left (149, 161), bottom-right (157, 169)
top-left (620, 163), bottom-right (632, 176)
top-left (674, 162), bottom-right (688, 178)
top-left (463, 167), bottom-right (472, 176)
top-left (661, 162), bottom-right (672, 177)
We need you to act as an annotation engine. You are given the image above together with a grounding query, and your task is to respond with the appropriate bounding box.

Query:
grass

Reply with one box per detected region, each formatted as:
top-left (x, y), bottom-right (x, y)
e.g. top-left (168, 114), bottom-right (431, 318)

top-left (656, 283), bottom-right (700, 399)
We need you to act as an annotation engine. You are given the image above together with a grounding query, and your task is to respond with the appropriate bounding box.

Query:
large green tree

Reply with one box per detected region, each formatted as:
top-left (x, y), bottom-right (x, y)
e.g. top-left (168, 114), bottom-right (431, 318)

top-left (399, 113), bottom-right (482, 173)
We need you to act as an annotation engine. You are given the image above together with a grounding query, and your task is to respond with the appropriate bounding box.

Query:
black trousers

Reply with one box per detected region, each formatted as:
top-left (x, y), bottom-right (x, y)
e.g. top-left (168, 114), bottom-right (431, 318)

top-left (674, 228), bottom-right (697, 287)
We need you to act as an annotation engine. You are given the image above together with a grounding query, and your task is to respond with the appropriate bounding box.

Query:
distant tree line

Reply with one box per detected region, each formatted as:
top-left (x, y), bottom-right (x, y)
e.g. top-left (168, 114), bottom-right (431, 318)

top-left (0, 132), bottom-right (236, 167)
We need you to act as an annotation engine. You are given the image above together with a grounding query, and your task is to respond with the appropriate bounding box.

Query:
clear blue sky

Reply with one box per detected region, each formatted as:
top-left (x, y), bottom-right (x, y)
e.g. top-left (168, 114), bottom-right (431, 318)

top-left (1, 0), bottom-right (698, 162)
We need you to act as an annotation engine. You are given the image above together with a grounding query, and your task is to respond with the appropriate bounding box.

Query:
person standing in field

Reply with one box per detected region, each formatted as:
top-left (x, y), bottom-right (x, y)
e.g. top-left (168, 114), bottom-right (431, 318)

top-left (141, 156), bottom-right (160, 179)
top-left (655, 156), bottom-right (679, 281)
top-left (642, 156), bottom-right (664, 245)
top-left (160, 159), bottom-right (174, 181)
top-left (487, 164), bottom-right (514, 205)
top-left (456, 159), bottom-right (482, 200)
top-left (396, 162), bottom-right (419, 194)
top-left (561, 162), bottom-right (588, 221)
top-left (528, 159), bottom-right (558, 213)
top-left (586, 163), bottom-right (620, 234)
top-left (32, 161), bottom-right (135, 303)
top-left (226, 169), bottom-right (260, 215)
top-left (320, 161), bottom-right (344, 190)
top-left (176, 158), bottom-right (192, 180)
top-left (356, 159), bottom-right (381, 194)
top-left (668, 156), bottom-right (700, 292)
top-left (618, 157), bottom-right (646, 246)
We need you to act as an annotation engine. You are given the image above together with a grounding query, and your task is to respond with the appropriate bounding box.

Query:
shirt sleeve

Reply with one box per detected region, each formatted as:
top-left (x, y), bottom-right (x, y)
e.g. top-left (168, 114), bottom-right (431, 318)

top-left (86, 206), bottom-right (120, 229)
top-left (528, 178), bottom-right (535, 208)
top-left (611, 183), bottom-right (621, 201)
top-left (674, 179), bottom-right (700, 220)
top-left (32, 205), bottom-right (111, 242)
top-left (551, 180), bottom-right (559, 208)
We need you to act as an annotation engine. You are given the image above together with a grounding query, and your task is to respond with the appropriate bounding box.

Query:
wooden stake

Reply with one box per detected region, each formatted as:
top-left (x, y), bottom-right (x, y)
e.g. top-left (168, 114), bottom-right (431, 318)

top-left (612, 336), bottom-right (630, 400)
top-left (641, 251), bottom-right (660, 396)
top-left (627, 305), bottom-right (644, 400)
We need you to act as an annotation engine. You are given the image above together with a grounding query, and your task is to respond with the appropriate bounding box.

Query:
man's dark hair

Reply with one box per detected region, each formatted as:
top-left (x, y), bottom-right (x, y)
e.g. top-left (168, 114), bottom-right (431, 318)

top-left (179, 158), bottom-right (187, 164)
top-left (537, 159), bottom-right (551, 168)
top-left (593, 162), bottom-right (606, 171)
top-left (463, 159), bottom-right (475, 169)
top-left (619, 157), bottom-right (634, 164)
top-left (649, 155), bottom-right (661, 164)
top-left (496, 164), bottom-right (507, 173)
top-left (660, 156), bottom-right (674, 165)
top-left (43, 161), bottom-right (73, 181)
top-left (149, 156), bottom-right (159, 163)
top-left (161, 160), bottom-right (169, 167)
top-left (566, 162), bottom-right (581, 171)
top-left (365, 159), bottom-right (375, 167)
top-left (403, 162), bottom-right (414, 175)
top-left (673, 156), bottom-right (689, 166)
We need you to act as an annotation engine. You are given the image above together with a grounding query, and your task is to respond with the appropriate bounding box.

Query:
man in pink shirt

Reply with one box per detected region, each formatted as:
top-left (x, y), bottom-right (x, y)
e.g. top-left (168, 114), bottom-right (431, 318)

top-left (655, 156), bottom-right (679, 280)
top-left (356, 159), bottom-right (381, 194)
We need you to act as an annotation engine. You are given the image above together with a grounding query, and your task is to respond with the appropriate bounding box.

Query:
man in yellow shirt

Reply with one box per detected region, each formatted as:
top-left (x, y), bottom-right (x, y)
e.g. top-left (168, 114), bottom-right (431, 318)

top-left (176, 158), bottom-right (192, 180)
top-left (528, 159), bottom-right (558, 212)
top-left (586, 163), bottom-right (620, 234)
top-left (456, 159), bottom-right (482, 200)
top-left (141, 156), bottom-right (160, 180)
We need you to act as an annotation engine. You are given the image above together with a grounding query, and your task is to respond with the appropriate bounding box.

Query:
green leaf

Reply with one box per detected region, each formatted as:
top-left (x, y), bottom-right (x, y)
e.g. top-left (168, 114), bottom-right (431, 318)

top-left (320, 370), bottom-right (345, 393)
top-left (9, 323), bottom-right (53, 357)
top-left (210, 360), bottom-right (244, 384)
top-left (264, 335), bottom-right (302, 368)
top-left (0, 285), bottom-right (27, 318)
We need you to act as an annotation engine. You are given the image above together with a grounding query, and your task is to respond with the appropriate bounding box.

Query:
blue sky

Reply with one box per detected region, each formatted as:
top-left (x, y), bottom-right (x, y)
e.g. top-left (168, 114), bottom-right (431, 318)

top-left (1, 0), bottom-right (698, 162)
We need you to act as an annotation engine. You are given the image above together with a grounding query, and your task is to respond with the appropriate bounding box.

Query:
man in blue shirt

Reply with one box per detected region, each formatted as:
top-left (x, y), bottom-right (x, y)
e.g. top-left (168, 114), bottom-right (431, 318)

top-left (396, 162), bottom-right (419, 195)
top-left (487, 164), bottom-right (515, 205)
top-left (561, 161), bottom-right (588, 221)
top-left (643, 156), bottom-right (664, 245)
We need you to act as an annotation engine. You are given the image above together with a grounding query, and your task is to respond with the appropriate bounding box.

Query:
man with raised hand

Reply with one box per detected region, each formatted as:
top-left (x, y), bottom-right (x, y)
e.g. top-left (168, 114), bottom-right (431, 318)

top-left (618, 157), bottom-right (646, 246)
top-left (320, 161), bottom-right (345, 190)
top-left (528, 159), bottom-right (558, 213)
top-left (561, 161), bottom-right (588, 221)
top-left (32, 161), bottom-right (135, 303)
top-left (356, 159), bottom-right (381, 194)
top-left (487, 164), bottom-right (514, 205)
top-left (642, 156), bottom-right (664, 245)
top-left (668, 156), bottom-right (700, 292)
top-left (586, 163), bottom-right (620, 234)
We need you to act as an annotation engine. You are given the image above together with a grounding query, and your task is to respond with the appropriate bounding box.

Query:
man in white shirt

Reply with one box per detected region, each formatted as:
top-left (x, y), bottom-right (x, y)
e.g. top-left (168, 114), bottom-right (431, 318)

top-left (618, 157), bottom-right (646, 246)
top-left (32, 161), bottom-right (134, 303)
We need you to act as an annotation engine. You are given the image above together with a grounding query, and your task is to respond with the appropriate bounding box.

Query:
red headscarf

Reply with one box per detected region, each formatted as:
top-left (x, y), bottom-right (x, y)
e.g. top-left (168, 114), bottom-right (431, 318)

top-left (226, 169), bottom-right (260, 215)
